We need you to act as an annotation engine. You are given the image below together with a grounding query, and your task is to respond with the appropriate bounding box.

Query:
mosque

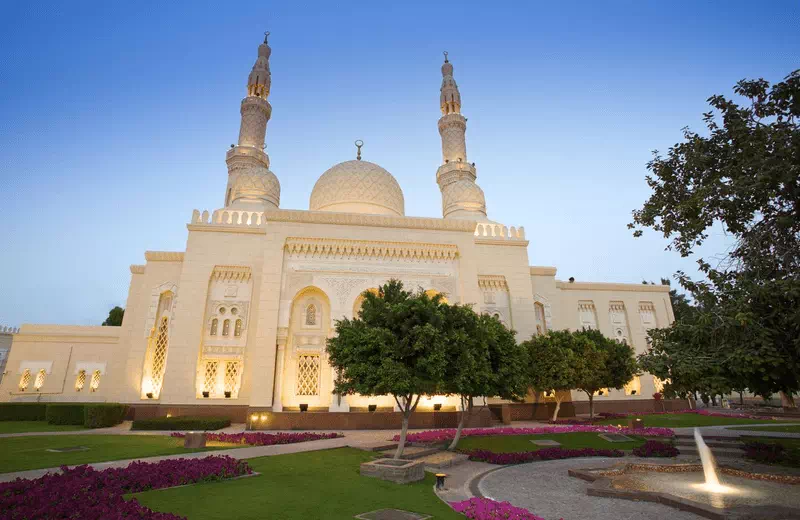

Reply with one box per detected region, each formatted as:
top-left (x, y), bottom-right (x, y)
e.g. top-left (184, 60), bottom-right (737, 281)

top-left (0, 35), bottom-right (681, 427)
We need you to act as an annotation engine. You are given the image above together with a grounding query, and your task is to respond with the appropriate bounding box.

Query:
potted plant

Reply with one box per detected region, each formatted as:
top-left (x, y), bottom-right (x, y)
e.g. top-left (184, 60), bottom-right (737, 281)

top-left (299, 403), bottom-right (308, 412)
top-left (433, 403), bottom-right (442, 411)
top-left (202, 391), bottom-right (210, 398)
top-left (146, 392), bottom-right (154, 399)
top-left (224, 391), bottom-right (232, 398)
top-left (368, 404), bottom-right (377, 412)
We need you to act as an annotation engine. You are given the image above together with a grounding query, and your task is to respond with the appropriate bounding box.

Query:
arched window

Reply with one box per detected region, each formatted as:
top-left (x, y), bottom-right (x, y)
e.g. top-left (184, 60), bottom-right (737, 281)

top-left (210, 318), bottom-right (218, 336)
top-left (34, 369), bottom-right (47, 391)
top-left (75, 370), bottom-right (86, 391)
top-left (305, 304), bottom-right (316, 326)
top-left (19, 369), bottom-right (31, 391)
top-left (234, 319), bottom-right (242, 337)
top-left (222, 319), bottom-right (230, 336)
top-left (90, 370), bottom-right (102, 392)
top-left (535, 302), bottom-right (547, 334)
top-left (141, 290), bottom-right (174, 399)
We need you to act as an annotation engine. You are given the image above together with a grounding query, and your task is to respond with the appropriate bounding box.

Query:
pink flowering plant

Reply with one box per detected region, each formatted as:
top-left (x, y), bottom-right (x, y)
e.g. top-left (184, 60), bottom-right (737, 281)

top-left (170, 431), bottom-right (342, 446)
top-left (450, 497), bottom-right (559, 520)
top-left (395, 425), bottom-right (674, 443)
top-left (463, 446), bottom-right (624, 465)
top-left (632, 440), bottom-right (680, 457)
top-left (0, 455), bottom-right (251, 519)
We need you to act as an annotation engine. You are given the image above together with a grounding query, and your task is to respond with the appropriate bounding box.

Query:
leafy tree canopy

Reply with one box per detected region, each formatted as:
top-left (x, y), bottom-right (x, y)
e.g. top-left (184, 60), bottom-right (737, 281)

top-left (102, 306), bottom-right (124, 327)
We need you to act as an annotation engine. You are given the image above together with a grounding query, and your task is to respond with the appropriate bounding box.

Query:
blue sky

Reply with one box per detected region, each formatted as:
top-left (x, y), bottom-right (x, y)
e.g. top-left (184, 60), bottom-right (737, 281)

top-left (0, 1), bottom-right (797, 326)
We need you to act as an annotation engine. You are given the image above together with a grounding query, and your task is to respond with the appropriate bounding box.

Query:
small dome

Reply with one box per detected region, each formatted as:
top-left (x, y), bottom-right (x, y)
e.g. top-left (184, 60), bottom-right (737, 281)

top-left (230, 166), bottom-right (280, 210)
top-left (310, 160), bottom-right (405, 216)
top-left (442, 179), bottom-right (486, 219)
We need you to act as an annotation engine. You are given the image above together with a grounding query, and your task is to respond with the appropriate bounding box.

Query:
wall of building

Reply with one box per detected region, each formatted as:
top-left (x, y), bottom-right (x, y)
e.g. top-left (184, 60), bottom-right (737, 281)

top-left (0, 327), bottom-right (17, 384)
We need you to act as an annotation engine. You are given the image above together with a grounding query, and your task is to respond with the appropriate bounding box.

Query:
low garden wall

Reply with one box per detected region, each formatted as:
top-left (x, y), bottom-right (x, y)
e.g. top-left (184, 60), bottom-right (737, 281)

top-left (571, 398), bottom-right (691, 415)
top-left (247, 407), bottom-right (493, 430)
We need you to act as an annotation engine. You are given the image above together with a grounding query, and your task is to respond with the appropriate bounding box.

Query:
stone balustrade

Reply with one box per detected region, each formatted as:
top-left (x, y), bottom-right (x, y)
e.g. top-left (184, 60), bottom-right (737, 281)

top-left (191, 209), bottom-right (266, 227)
top-left (474, 222), bottom-right (526, 240)
top-left (0, 326), bottom-right (19, 334)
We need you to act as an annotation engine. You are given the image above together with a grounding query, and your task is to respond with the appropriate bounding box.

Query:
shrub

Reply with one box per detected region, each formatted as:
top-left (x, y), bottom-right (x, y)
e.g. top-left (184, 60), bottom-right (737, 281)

top-left (0, 455), bottom-right (251, 519)
top-left (46, 404), bottom-right (86, 425)
top-left (632, 440), bottom-right (679, 457)
top-left (462, 447), bottom-right (624, 465)
top-left (743, 441), bottom-right (787, 464)
top-left (0, 403), bottom-right (47, 421)
top-left (397, 425), bottom-right (674, 443)
top-left (132, 416), bottom-right (231, 431)
top-left (451, 497), bottom-right (550, 520)
top-left (170, 431), bottom-right (342, 445)
top-left (84, 403), bottom-right (129, 428)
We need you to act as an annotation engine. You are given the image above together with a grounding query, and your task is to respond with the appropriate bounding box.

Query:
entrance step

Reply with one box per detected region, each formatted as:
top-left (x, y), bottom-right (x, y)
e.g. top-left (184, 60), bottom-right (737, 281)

top-left (674, 439), bottom-right (743, 449)
top-left (379, 445), bottom-right (441, 460)
top-left (418, 451), bottom-right (470, 470)
top-left (678, 446), bottom-right (744, 459)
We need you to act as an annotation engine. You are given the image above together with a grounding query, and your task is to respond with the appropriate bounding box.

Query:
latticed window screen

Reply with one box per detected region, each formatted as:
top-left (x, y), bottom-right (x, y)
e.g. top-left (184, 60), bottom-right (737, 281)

top-left (222, 319), bottom-right (230, 336)
top-left (149, 316), bottom-right (170, 397)
top-left (19, 369), bottom-right (31, 391)
top-left (296, 355), bottom-right (320, 396)
top-left (34, 369), bottom-right (47, 390)
top-left (224, 361), bottom-right (240, 394)
top-left (75, 370), bottom-right (86, 391)
top-left (305, 305), bottom-right (316, 326)
top-left (89, 370), bottom-right (101, 392)
top-left (204, 361), bottom-right (219, 394)
top-left (210, 319), bottom-right (218, 336)
top-left (234, 319), bottom-right (242, 337)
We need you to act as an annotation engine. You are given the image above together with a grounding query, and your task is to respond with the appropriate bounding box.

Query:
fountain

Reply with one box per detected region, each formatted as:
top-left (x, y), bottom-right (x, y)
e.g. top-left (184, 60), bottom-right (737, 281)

top-left (568, 429), bottom-right (800, 519)
top-left (692, 428), bottom-right (735, 494)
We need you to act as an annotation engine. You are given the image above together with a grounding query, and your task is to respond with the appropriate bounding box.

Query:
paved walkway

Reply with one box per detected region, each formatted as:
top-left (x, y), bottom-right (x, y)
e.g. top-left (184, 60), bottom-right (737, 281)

top-left (676, 423), bottom-right (800, 438)
top-left (477, 457), bottom-right (704, 520)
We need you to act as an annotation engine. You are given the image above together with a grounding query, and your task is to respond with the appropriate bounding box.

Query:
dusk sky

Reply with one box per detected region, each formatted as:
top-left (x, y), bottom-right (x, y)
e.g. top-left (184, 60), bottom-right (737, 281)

top-left (1, 1), bottom-right (797, 326)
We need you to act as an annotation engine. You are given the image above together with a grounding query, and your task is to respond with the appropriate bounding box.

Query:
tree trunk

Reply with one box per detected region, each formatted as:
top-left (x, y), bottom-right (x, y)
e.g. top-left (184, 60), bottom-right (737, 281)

top-left (739, 391), bottom-right (744, 405)
top-left (780, 390), bottom-right (796, 409)
top-left (448, 396), bottom-right (472, 451)
top-left (393, 394), bottom-right (421, 459)
top-left (587, 392), bottom-right (595, 420)
top-left (551, 396), bottom-right (563, 422)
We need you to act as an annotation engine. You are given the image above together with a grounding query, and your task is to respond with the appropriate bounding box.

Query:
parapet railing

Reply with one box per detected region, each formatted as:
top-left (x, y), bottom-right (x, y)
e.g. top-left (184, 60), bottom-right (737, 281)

top-left (0, 326), bottom-right (19, 334)
top-left (190, 209), bottom-right (266, 227)
top-left (474, 222), bottom-right (526, 241)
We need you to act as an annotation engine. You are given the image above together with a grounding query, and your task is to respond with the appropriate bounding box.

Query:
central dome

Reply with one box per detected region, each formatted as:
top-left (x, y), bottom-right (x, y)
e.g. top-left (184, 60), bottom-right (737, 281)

top-left (309, 160), bottom-right (405, 216)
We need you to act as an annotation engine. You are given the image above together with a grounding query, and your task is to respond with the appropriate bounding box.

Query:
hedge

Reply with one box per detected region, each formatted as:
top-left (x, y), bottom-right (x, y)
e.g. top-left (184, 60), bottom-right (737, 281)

top-left (0, 403), bottom-right (47, 421)
top-left (132, 416), bottom-right (231, 431)
top-left (46, 404), bottom-right (87, 425)
top-left (84, 404), bottom-right (129, 428)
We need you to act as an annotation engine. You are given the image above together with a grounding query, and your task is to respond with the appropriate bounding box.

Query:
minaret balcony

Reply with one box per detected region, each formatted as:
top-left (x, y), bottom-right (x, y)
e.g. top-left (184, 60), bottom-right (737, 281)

top-left (226, 145), bottom-right (270, 167)
top-left (436, 161), bottom-right (476, 186)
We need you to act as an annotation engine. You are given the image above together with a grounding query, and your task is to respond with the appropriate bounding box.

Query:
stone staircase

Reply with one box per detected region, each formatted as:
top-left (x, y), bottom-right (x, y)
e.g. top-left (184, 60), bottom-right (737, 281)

top-left (371, 444), bottom-right (470, 471)
top-left (673, 434), bottom-right (745, 459)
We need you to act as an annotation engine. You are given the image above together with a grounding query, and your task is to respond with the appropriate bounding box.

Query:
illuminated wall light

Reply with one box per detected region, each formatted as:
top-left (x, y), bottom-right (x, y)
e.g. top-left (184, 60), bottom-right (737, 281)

top-left (250, 414), bottom-right (259, 422)
top-left (259, 414), bottom-right (267, 421)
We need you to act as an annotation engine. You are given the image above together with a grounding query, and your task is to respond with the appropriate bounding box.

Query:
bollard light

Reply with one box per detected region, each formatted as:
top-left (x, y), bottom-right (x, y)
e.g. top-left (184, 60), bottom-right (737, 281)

top-left (435, 473), bottom-right (447, 490)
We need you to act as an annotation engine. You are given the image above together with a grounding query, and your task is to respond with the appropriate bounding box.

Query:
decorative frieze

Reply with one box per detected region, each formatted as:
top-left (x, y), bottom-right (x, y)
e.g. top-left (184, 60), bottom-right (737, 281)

top-left (478, 275), bottom-right (508, 291)
top-left (285, 238), bottom-right (459, 262)
top-left (211, 265), bottom-right (252, 283)
top-left (578, 301), bottom-right (598, 329)
top-left (609, 301), bottom-right (632, 344)
top-left (130, 265), bottom-right (145, 274)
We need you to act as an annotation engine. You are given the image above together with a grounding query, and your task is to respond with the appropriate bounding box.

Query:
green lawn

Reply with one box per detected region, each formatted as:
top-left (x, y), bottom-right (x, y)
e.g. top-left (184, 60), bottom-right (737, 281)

top-left (0, 421), bottom-right (87, 434)
top-left (0, 435), bottom-right (244, 473)
top-left (455, 431), bottom-right (646, 453)
top-left (593, 413), bottom-right (779, 428)
top-left (728, 424), bottom-right (800, 434)
top-left (134, 448), bottom-right (462, 520)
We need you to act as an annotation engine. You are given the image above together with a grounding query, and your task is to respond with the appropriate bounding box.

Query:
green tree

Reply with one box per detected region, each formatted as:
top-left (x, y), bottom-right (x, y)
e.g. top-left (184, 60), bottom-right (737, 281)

top-left (442, 308), bottom-right (528, 450)
top-left (573, 329), bottom-right (638, 419)
top-left (631, 70), bottom-right (800, 405)
top-left (523, 330), bottom-right (578, 421)
top-left (326, 280), bottom-right (449, 459)
top-left (102, 306), bottom-right (124, 326)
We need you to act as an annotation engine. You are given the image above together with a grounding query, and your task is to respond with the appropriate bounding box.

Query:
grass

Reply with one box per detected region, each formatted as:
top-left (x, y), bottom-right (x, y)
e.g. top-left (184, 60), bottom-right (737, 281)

top-left (593, 413), bottom-right (779, 428)
top-left (0, 435), bottom-right (245, 473)
top-left (0, 421), bottom-right (87, 434)
top-left (728, 424), bottom-right (800, 433)
top-left (455, 431), bottom-right (646, 453)
top-left (134, 448), bottom-right (462, 520)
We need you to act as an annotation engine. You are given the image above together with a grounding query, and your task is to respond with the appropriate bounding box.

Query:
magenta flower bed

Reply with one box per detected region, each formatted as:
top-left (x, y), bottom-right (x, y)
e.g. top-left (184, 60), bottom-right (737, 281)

top-left (463, 447), bottom-right (624, 465)
top-left (451, 497), bottom-right (559, 519)
top-left (632, 440), bottom-right (680, 458)
top-left (0, 455), bottom-right (251, 519)
top-left (170, 431), bottom-right (342, 446)
top-left (396, 425), bottom-right (674, 443)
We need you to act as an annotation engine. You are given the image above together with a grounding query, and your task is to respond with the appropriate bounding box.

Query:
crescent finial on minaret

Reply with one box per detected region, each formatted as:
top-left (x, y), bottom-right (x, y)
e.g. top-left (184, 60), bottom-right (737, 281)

top-left (443, 51), bottom-right (449, 63)
top-left (264, 31), bottom-right (270, 44)
top-left (355, 140), bottom-right (364, 161)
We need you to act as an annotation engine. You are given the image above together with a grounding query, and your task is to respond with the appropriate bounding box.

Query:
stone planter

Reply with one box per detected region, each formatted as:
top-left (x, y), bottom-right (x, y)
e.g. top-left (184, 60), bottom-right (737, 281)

top-left (360, 458), bottom-right (425, 484)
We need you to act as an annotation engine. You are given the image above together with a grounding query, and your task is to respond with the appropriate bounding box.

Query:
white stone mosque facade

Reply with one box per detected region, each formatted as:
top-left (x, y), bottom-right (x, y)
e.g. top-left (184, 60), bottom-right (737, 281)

top-left (0, 36), bottom-right (682, 427)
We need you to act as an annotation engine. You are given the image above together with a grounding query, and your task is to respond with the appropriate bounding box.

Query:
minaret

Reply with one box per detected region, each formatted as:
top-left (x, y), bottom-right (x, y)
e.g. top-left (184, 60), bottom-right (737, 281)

top-left (436, 52), bottom-right (486, 220)
top-left (225, 32), bottom-right (280, 210)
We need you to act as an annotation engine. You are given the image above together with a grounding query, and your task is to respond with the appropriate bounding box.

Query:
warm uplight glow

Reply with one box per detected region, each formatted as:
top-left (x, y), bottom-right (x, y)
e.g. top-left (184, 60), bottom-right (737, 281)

top-left (259, 414), bottom-right (267, 421)
top-left (690, 482), bottom-right (738, 494)
top-left (166, 413), bottom-right (172, 418)
top-left (250, 414), bottom-right (258, 422)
